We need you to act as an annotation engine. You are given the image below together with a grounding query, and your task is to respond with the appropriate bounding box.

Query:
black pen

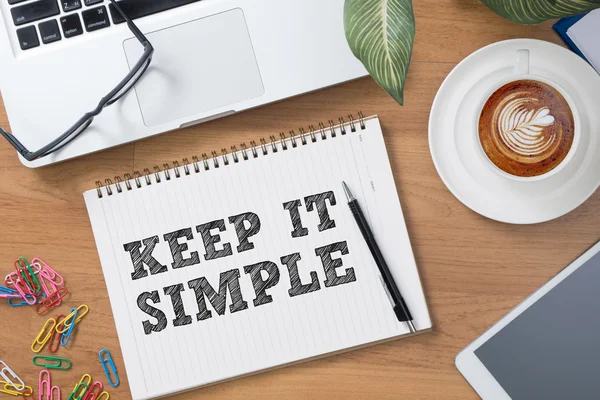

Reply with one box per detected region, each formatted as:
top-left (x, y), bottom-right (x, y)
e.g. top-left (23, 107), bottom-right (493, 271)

top-left (342, 181), bottom-right (416, 333)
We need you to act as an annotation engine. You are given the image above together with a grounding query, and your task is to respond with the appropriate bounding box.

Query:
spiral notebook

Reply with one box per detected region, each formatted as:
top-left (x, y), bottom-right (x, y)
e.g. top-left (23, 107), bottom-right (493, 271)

top-left (84, 114), bottom-right (431, 400)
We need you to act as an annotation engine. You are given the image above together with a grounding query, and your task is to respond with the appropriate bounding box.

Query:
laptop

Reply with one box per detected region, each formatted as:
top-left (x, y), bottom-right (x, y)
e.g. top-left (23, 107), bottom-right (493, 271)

top-left (0, 0), bottom-right (367, 167)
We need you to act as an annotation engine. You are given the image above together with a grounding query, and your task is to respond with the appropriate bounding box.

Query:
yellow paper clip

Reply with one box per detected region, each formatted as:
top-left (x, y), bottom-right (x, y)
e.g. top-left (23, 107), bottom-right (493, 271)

top-left (0, 381), bottom-right (33, 397)
top-left (31, 318), bottom-right (57, 353)
top-left (57, 305), bottom-right (89, 334)
top-left (97, 391), bottom-right (110, 400)
top-left (72, 374), bottom-right (92, 394)
top-left (68, 382), bottom-right (88, 400)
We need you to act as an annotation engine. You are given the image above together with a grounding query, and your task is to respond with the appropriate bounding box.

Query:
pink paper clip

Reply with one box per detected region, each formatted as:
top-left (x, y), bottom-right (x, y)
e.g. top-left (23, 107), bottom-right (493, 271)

top-left (39, 369), bottom-right (50, 399)
top-left (38, 369), bottom-right (60, 400)
top-left (4, 274), bottom-right (36, 305)
top-left (31, 258), bottom-right (63, 286)
top-left (83, 381), bottom-right (103, 400)
top-left (32, 264), bottom-right (60, 306)
top-left (0, 294), bottom-right (21, 299)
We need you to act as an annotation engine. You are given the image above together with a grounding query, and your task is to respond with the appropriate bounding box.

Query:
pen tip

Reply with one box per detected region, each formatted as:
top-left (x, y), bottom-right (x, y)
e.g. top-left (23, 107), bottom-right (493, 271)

top-left (407, 320), bottom-right (416, 334)
top-left (342, 181), bottom-right (355, 202)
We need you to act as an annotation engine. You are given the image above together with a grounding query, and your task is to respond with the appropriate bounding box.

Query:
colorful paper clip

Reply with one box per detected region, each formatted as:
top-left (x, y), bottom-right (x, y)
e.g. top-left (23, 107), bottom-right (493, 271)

top-left (82, 381), bottom-right (103, 400)
top-left (31, 318), bottom-right (57, 353)
top-left (32, 356), bottom-right (71, 370)
top-left (0, 361), bottom-right (25, 392)
top-left (60, 308), bottom-right (79, 347)
top-left (35, 287), bottom-right (68, 315)
top-left (0, 381), bottom-right (33, 398)
top-left (38, 370), bottom-right (60, 400)
top-left (7, 294), bottom-right (37, 307)
top-left (67, 383), bottom-right (88, 400)
top-left (47, 314), bottom-right (65, 353)
top-left (72, 374), bottom-right (92, 394)
top-left (36, 271), bottom-right (60, 304)
top-left (31, 261), bottom-right (64, 307)
top-left (31, 258), bottom-right (64, 286)
top-left (0, 285), bottom-right (15, 294)
top-left (99, 350), bottom-right (119, 387)
top-left (4, 274), bottom-right (37, 306)
top-left (14, 258), bottom-right (41, 295)
top-left (56, 305), bottom-right (89, 333)
top-left (49, 386), bottom-right (59, 400)
top-left (96, 392), bottom-right (109, 400)
top-left (0, 285), bottom-right (20, 299)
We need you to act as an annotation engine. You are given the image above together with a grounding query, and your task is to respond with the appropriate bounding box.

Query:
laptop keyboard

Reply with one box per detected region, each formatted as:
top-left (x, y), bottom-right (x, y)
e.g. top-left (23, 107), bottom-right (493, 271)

top-left (10, 0), bottom-right (203, 51)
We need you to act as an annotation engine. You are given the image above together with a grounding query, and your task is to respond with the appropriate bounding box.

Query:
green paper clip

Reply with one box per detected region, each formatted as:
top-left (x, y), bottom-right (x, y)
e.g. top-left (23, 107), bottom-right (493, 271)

top-left (32, 355), bottom-right (71, 370)
top-left (26, 264), bottom-right (42, 295)
top-left (67, 382), bottom-right (89, 400)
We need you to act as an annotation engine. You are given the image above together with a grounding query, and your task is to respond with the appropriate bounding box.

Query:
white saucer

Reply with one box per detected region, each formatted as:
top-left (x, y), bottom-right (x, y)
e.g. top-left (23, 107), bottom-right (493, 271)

top-left (429, 39), bottom-right (600, 224)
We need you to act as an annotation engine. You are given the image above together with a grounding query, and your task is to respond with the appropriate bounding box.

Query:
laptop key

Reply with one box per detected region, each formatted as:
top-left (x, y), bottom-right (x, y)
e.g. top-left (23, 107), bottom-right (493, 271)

top-left (84, 0), bottom-right (103, 5)
top-left (11, 0), bottom-right (60, 26)
top-left (16, 25), bottom-right (40, 50)
top-left (39, 19), bottom-right (61, 44)
top-left (82, 5), bottom-right (110, 32)
top-left (8, 0), bottom-right (28, 4)
top-left (61, 0), bottom-right (82, 12)
top-left (60, 13), bottom-right (83, 38)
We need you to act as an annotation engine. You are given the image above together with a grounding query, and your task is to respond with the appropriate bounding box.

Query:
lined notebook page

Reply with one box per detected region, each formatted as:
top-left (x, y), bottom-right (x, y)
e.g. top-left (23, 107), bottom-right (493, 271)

top-left (84, 116), bottom-right (431, 400)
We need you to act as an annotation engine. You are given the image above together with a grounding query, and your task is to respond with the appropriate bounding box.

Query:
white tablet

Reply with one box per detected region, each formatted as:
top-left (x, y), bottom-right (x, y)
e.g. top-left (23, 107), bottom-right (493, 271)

top-left (456, 240), bottom-right (600, 400)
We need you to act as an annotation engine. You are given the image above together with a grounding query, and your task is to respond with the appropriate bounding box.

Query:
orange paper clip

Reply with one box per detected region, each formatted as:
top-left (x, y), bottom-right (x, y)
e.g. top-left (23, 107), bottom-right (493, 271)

top-left (35, 287), bottom-right (68, 315)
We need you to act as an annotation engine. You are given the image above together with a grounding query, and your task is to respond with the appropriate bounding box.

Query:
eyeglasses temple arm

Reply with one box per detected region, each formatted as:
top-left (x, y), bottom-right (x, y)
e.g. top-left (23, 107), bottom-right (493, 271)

top-left (108, 0), bottom-right (151, 46)
top-left (0, 125), bottom-right (28, 155)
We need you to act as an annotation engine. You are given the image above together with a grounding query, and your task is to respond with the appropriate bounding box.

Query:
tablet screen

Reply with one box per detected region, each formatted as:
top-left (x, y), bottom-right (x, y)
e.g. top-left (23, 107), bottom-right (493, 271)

top-left (474, 250), bottom-right (600, 399)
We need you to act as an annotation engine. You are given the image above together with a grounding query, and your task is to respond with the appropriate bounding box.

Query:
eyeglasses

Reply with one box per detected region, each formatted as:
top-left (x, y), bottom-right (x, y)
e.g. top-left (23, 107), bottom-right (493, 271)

top-left (0, 0), bottom-right (154, 162)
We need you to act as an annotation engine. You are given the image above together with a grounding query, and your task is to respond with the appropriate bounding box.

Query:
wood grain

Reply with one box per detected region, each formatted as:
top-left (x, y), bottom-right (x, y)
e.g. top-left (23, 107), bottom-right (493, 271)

top-left (1, 1), bottom-right (598, 398)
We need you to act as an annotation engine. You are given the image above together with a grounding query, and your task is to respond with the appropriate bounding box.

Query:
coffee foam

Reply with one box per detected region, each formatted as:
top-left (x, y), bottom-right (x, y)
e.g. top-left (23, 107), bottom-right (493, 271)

top-left (479, 80), bottom-right (575, 178)
top-left (497, 95), bottom-right (556, 157)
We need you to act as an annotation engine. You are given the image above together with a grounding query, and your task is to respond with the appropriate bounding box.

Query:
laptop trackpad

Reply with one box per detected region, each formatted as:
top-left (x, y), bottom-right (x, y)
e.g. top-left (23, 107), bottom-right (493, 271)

top-left (123, 9), bottom-right (264, 127)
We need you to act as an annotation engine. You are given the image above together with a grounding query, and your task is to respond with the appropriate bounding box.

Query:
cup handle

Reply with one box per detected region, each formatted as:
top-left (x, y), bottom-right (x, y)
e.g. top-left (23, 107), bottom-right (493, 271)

top-left (515, 49), bottom-right (530, 75)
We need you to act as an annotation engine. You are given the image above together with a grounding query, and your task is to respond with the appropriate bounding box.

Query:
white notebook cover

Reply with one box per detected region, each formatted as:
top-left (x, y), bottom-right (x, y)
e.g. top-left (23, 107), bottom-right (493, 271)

top-left (84, 116), bottom-right (431, 400)
top-left (568, 9), bottom-right (600, 74)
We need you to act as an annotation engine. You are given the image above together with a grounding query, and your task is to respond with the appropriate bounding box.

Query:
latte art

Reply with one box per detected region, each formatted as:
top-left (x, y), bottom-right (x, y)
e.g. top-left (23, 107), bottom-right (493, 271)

top-left (479, 80), bottom-right (575, 178)
top-left (497, 96), bottom-right (555, 156)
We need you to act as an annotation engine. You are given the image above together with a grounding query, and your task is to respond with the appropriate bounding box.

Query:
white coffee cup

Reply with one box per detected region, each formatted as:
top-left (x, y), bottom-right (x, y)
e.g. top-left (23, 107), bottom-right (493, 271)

top-left (476, 49), bottom-right (581, 182)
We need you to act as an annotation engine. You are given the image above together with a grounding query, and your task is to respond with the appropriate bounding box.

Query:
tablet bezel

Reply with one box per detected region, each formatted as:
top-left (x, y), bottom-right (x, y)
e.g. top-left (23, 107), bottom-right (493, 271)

top-left (455, 240), bottom-right (600, 399)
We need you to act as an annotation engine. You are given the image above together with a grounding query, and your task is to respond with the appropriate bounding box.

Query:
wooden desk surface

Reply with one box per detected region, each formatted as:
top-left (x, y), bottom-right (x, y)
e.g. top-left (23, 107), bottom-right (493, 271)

top-left (1, 1), bottom-right (599, 399)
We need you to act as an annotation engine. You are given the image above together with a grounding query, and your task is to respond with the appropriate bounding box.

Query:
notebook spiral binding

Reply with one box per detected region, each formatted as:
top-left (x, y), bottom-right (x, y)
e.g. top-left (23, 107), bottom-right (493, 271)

top-left (95, 112), bottom-right (367, 198)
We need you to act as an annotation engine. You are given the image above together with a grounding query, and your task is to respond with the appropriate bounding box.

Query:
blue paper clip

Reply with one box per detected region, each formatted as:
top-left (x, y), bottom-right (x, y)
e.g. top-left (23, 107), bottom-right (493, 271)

top-left (99, 349), bottom-right (119, 387)
top-left (7, 293), bottom-right (38, 307)
top-left (60, 308), bottom-right (78, 346)
top-left (0, 286), bottom-right (16, 295)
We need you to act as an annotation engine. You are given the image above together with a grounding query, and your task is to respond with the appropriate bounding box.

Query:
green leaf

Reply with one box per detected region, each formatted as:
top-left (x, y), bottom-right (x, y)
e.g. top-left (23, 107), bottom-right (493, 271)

top-left (480, 0), bottom-right (600, 25)
top-left (344, 0), bottom-right (415, 106)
